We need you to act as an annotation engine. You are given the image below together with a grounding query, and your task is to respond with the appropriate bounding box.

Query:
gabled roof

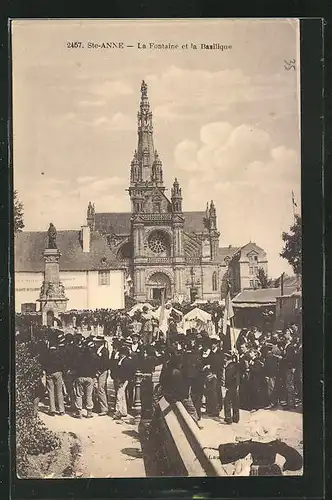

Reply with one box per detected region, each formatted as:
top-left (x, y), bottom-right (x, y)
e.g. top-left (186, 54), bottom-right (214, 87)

top-left (94, 211), bottom-right (207, 235)
top-left (14, 230), bottom-right (121, 273)
top-left (240, 242), bottom-right (266, 255)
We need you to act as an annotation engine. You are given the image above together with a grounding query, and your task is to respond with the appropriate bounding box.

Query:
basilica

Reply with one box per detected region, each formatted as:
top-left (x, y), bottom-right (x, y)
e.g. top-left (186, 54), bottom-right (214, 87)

top-left (14, 81), bottom-right (268, 312)
top-left (85, 81), bottom-right (267, 303)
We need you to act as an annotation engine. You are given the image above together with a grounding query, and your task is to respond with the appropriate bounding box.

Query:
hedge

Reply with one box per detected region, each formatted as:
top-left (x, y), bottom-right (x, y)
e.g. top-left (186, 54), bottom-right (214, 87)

top-left (16, 341), bottom-right (60, 477)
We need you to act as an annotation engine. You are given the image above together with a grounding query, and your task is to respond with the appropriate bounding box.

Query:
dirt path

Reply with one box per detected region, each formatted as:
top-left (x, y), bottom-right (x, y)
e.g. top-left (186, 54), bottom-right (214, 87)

top-left (40, 411), bottom-right (146, 478)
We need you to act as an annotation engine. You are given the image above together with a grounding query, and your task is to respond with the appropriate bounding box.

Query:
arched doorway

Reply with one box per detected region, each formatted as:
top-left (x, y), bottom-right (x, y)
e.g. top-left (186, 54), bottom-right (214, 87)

top-left (147, 272), bottom-right (172, 302)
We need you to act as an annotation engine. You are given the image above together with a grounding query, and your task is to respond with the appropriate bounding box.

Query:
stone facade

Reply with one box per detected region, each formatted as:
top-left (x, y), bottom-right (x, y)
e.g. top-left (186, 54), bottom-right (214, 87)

top-left (37, 248), bottom-right (68, 325)
top-left (87, 81), bottom-right (231, 303)
top-left (85, 81), bottom-right (268, 302)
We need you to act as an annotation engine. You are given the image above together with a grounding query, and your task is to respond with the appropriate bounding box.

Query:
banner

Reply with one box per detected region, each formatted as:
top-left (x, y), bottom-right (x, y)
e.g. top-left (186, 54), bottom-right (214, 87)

top-left (222, 288), bottom-right (234, 337)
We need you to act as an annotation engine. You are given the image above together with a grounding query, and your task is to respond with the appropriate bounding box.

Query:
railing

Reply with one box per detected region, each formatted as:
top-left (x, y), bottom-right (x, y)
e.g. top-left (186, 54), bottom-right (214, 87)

top-left (145, 397), bottom-right (224, 476)
top-left (147, 257), bottom-right (171, 264)
top-left (185, 257), bottom-right (201, 264)
top-left (140, 213), bottom-right (173, 222)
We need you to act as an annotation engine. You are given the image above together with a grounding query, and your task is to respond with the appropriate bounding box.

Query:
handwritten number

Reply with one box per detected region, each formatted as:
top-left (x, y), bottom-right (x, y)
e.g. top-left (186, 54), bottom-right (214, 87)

top-left (284, 59), bottom-right (296, 71)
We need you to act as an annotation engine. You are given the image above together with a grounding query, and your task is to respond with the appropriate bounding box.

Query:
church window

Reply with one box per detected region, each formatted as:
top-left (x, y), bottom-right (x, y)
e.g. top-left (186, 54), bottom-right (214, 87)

top-left (249, 266), bottom-right (254, 275)
top-left (249, 280), bottom-right (254, 288)
top-left (148, 231), bottom-right (168, 254)
top-left (212, 271), bottom-right (218, 291)
top-left (98, 270), bottom-right (110, 286)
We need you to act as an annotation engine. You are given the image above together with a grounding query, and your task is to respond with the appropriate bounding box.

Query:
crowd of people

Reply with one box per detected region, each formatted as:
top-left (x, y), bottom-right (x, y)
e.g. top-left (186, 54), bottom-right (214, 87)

top-left (26, 303), bottom-right (302, 428)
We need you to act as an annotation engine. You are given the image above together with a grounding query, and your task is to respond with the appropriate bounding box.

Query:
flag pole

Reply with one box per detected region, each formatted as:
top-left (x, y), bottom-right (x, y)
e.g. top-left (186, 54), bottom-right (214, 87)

top-left (292, 190), bottom-right (297, 225)
top-left (230, 315), bottom-right (235, 352)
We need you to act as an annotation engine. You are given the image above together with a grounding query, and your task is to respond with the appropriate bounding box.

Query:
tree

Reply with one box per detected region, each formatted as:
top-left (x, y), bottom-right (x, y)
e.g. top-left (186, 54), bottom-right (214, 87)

top-left (256, 267), bottom-right (271, 288)
top-left (14, 190), bottom-right (25, 233)
top-left (280, 214), bottom-right (302, 275)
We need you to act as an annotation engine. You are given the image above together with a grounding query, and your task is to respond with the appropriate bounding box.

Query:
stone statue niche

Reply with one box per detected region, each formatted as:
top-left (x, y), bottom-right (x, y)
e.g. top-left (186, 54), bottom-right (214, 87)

top-left (47, 223), bottom-right (57, 249)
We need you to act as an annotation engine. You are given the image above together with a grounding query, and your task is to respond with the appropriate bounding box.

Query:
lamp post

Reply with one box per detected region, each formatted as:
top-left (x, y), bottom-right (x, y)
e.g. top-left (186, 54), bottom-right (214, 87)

top-left (187, 266), bottom-right (201, 303)
top-left (133, 369), bottom-right (143, 417)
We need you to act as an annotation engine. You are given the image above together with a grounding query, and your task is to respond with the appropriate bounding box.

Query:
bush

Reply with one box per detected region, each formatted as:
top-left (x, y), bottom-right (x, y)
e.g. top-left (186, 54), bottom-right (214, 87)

top-left (16, 342), bottom-right (60, 476)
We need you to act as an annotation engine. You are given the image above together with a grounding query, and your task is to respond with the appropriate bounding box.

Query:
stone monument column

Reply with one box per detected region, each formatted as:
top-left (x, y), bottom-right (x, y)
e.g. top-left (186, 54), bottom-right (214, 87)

top-left (38, 223), bottom-right (68, 326)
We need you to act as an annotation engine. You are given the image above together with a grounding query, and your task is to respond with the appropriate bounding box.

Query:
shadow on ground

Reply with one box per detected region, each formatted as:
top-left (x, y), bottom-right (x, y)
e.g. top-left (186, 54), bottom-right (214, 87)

top-left (121, 447), bottom-right (143, 459)
top-left (122, 430), bottom-right (140, 440)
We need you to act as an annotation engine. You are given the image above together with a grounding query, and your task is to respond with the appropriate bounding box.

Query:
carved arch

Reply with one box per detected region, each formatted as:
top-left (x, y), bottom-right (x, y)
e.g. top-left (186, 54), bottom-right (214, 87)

top-left (145, 268), bottom-right (174, 285)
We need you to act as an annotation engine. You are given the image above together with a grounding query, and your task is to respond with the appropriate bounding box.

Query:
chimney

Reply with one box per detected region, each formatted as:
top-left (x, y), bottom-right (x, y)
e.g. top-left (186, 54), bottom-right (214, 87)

top-left (81, 225), bottom-right (91, 253)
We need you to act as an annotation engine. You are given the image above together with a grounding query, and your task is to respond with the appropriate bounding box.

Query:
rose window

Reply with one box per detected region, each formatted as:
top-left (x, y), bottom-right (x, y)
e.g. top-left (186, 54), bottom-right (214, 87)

top-left (148, 231), bottom-right (168, 255)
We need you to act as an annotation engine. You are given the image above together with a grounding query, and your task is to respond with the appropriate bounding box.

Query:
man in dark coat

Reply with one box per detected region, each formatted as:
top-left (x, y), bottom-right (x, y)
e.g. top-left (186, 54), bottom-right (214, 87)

top-left (263, 342), bottom-right (283, 408)
top-left (182, 333), bottom-right (204, 420)
top-left (248, 349), bottom-right (266, 411)
top-left (160, 349), bottom-right (202, 428)
top-left (222, 352), bottom-right (240, 424)
top-left (281, 330), bottom-right (297, 409)
top-left (238, 343), bottom-right (252, 410)
top-left (72, 339), bottom-right (99, 418)
top-left (93, 337), bottom-right (110, 416)
top-left (111, 344), bottom-right (136, 419)
top-left (139, 345), bottom-right (157, 419)
top-left (40, 332), bottom-right (66, 416)
top-left (209, 337), bottom-right (225, 413)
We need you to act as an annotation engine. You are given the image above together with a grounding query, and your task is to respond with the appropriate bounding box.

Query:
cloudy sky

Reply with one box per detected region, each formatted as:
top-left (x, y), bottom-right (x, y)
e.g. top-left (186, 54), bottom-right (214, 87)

top-left (12, 19), bottom-right (301, 278)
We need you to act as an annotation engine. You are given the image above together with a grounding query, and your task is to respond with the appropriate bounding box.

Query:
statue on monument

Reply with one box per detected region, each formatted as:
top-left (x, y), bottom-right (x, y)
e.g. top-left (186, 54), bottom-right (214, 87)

top-left (87, 201), bottom-right (95, 218)
top-left (47, 223), bottom-right (57, 249)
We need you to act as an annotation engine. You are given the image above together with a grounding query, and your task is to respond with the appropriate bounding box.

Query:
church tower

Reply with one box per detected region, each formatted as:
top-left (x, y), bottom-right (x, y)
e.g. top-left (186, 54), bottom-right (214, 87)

top-left (129, 80), bottom-right (165, 213)
top-left (128, 81), bottom-right (185, 302)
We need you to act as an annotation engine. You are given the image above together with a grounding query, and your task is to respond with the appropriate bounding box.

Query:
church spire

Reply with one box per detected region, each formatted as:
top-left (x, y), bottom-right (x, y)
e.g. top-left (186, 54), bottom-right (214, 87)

top-left (129, 82), bottom-right (165, 212)
top-left (137, 80), bottom-right (155, 182)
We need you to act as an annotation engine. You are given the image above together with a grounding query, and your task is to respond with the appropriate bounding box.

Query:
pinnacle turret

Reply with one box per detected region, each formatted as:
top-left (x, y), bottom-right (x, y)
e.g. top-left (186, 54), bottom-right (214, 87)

top-left (209, 200), bottom-right (217, 230)
top-left (86, 201), bottom-right (95, 230)
top-left (171, 177), bottom-right (183, 213)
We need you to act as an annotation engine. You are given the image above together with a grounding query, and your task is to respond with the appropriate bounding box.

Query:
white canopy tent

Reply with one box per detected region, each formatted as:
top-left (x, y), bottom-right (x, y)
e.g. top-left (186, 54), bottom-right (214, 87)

top-left (183, 307), bottom-right (216, 337)
top-left (127, 303), bottom-right (154, 317)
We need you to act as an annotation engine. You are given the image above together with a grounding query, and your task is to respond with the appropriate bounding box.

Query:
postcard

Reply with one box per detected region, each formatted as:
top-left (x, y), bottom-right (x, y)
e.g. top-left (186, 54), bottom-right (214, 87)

top-left (12, 18), bottom-right (302, 478)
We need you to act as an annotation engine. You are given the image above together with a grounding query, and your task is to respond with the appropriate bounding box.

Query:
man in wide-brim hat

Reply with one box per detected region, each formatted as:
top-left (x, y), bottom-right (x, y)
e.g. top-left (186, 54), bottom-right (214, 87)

top-left (222, 351), bottom-right (240, 424)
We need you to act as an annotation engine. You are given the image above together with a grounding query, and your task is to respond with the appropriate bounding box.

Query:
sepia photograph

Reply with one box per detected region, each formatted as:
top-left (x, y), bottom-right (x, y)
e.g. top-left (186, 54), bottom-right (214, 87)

top-left (12, 18), bottom-right (302, 478)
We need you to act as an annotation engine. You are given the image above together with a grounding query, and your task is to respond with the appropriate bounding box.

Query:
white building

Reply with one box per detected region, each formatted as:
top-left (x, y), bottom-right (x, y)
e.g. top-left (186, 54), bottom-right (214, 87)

top-left (14, 225), bottom-right (125, 313)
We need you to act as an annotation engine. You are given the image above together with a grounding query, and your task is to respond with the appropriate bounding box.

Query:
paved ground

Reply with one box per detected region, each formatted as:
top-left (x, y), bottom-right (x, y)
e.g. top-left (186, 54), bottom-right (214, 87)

top-left (40, 410), bottom-right (146, 478)
top-left (39, 366), bottom-right (302, 478)
top-left (39, 372), bottom-right (147, 478)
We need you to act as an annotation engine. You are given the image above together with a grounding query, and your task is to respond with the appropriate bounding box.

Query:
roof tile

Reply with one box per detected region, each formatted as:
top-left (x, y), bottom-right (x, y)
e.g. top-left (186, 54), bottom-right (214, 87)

top-left (232, 286), bottom-right (297, 304)
top-left (94, 211), bottom-right (207, 234)
top-left (14, 230), bottom-right (121, 272)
